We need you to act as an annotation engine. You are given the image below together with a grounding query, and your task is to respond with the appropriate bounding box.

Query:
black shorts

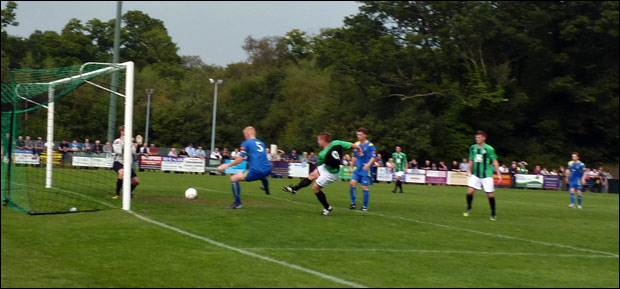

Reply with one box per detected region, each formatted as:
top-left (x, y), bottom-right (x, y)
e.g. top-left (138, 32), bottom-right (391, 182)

top-left (113, 161), bottom-right (137, 178)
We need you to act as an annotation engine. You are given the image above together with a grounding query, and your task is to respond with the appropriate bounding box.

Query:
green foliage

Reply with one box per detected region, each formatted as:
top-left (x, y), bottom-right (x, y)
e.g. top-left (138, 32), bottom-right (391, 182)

top-left (1, 1), bottom-right (618, 169)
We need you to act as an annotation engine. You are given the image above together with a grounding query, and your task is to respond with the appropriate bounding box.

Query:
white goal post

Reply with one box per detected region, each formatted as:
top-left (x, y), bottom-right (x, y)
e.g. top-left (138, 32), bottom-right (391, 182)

top-left (17, 61), bottom-right (135, 211)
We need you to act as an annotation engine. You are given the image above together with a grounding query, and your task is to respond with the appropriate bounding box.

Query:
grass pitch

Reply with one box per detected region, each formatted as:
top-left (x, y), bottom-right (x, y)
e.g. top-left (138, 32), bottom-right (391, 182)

top-left (2, 171), bottom-right (618, 287)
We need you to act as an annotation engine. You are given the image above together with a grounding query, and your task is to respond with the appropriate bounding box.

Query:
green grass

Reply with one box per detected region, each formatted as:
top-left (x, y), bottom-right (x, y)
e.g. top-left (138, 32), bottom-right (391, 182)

top-left (2, 171), bottom-right (619, 287)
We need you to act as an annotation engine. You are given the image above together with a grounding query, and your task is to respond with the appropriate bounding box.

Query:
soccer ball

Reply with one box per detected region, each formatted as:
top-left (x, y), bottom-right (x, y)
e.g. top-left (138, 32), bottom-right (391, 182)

top-left (185, 188), bottom-right (198, 200)
top-left (69, 207), bottom-right (77, 212)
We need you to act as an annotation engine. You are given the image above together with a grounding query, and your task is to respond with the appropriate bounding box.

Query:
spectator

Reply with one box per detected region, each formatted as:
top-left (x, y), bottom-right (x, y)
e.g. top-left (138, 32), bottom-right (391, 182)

top-left (450, 160), bottom-right (460, 171)
top-left (509, 161), bottom-right (519, 175)
top-left (288, 149), bottom-right (300, 162)
top-left (300, 151), bottom-right (308, 163)
top-left (558, 166), bottom-right (566, 178)
top-left (459, 158), bottom-right (469, 172)
top-left (139, 143), bottom-right (150, 156)
top-left (103, 141), bottom-right (112, 155)
top-left (276, 149), bottom-right (286, 161)
top-left (421, 160), bottom-right (432, 170)
top-left (34, 137), bottom-right (45, 155)
top-left (70, 140), bottom-right (80, 152)
top-left (308, 152), bottom-right (318, 171)
top-left (374, 153), bottom-right (385, 167)
top-left (518, 161), bottom-right (529, 174)
top-left (179, 148), bottom-right (189, 158)
top-left (532, 165), bottom-right (542, 175)
top-left (82, 139), bottom-right (93, 155)
top-left (168, 147), bottom-right (178, 157)
top-left (221, 148), bottom-right (231, 163)
top-left (599, 167), bottom-right (612, 193)
top-left (500, 164), bottom-right (510, 174)
top-left (195, 146), bottom-right (207, 159)
top-left (23, 136), bottom-right (34, 152)
top-left (588, 168), bottom-right (601, 193)
top-left (438, 161), bottom-right (448, 171)
top-left (549, 169), bottom-right (558, 176)
top-left (341, 154), bottom-right (352, 166)
top-left (409, 158), bottom-right (418, 169)
top-left (185, 143), bottom-right (196, 157)
top-left (540, 167), bottom-right (550, 175)
top-left (431, 163), bottom-right (438, 170)
top-left (210, 147), bottom-right (222, 161)
top-left (94, 140), bottom-right (104, 154)
top-left (265, 148), bottom-right (276, 161)
top-left (58, 139), bottom-right (70, 167)
top-left (386, 158), bottom-right (395, 170)
top-left (149, 144), bottom-right (159, 156)
top-left (231, 148), bottom-right (241, 159)
top-left (15, 136), bottom-right (25, 150)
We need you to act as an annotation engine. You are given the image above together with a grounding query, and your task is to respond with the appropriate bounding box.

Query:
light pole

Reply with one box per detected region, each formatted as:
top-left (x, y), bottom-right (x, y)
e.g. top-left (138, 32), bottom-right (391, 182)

top-left (144, 88), bottom-right (154, 146)
top-left (209, 79), bottom-right (223, 156)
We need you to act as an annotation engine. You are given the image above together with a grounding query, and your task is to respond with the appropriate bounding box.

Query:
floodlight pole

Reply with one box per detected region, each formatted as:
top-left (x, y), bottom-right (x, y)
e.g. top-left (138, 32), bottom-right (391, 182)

top-left (144, 89), bottom-right (154, 146)
top-left (209, 79), bottom-right (222, 156)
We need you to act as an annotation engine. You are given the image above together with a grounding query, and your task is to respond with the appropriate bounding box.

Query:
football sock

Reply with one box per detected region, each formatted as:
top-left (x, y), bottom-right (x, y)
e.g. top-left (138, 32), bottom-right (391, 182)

top-left (363, 189), bottom-right (369, 207)
top-left (116, 179), bottom-right (122, 196)
top-left (489, 197), bottom-right (496, 216)
top-left (261, 177), bottom-right (270, 194)
top-left (350, 187), bottom-right (357, 205)
top-left (293, 178), bottom-right (312, 191)
top-left (467, 194), bottom-right (473, 210)
top-left (570, 192), bottom-right (575, 204)
top-left (398, 181), bottom-right (403, 192)
top-left (577, 194), bottom-right (582, 206)
top-left (231, 181), bottom-right (241, 204)
top-left (315, 190), bottom-right (330, 209)
top-left (131, 183), bottom-right (136, 192)
top-left (393, 182), bottom-right (398, 191)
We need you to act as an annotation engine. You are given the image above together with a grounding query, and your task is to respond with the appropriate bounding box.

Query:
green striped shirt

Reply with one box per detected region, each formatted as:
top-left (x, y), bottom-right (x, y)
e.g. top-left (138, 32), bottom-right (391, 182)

top-left (468, 144), bottom-right (497, 178)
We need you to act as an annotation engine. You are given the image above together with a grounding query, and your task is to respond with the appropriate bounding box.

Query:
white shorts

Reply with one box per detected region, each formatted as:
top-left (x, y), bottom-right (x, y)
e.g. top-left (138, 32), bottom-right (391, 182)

top-left (316, 164), bottom-right (339, 188)
top-left (468, 175), bottom-right (495, 193)
top-left (395, 171), bottom-right (405, 178)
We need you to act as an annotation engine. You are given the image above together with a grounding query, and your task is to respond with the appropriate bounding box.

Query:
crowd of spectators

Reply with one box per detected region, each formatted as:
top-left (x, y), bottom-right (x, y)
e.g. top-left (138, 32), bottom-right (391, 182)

top-left (3, 133), bottom-right (615, 192)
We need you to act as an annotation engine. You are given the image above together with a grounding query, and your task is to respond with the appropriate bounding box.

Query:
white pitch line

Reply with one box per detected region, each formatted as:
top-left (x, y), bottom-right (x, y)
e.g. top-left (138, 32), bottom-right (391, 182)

top-left (193, 186), bottom-right (619, 258)
top-left (127, 211), bottom-right (367, 288)
top-left (243, 247), bottom-right (617, 259)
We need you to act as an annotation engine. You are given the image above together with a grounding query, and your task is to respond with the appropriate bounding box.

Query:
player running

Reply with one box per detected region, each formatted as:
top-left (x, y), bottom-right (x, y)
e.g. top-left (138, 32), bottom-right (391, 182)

top-left (391, 146), bottom-right (408, 193)
top-left (463, 130), bottom-right (501, 221)
top-left (112, 125), bottom-right (139, 199)
top-left (566, 152), bottom-right (587, 209)
top-left (348, 128), bottom-right (377, 211)
top-left (282, 132), bottom-right (360, 215)
top-left (217, 126), bottom-right (272, 209)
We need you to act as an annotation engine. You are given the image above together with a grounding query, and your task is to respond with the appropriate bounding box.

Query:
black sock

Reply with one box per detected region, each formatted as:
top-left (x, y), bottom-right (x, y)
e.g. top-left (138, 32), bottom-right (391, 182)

top-left (116, 179), bottom-right (122, 196)
top-left (293, 178), bottom-right (312, 191)
top-left (394, 182), bottom-right (398, 191)
top-left (315, 190), bottom-right (330, 209)
top-left (131, 183), bottom-right (137, 192)
top-left (261, 178), bottom-right (270, 194)
top-left (489, 197), bottom-right (496, 216)
top-left (467, 194), bottom-right (473, 210)
top-left (398, 181), bottom-right (403, 191)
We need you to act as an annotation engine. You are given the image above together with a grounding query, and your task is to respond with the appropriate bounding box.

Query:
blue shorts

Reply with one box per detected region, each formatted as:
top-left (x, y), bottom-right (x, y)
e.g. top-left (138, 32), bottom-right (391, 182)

top-left (569, 181), bottom-right (583, 191)
top-left (243, 170), bottom-right (270, 182)
top-left (352, 172), bottom-right (371, 186)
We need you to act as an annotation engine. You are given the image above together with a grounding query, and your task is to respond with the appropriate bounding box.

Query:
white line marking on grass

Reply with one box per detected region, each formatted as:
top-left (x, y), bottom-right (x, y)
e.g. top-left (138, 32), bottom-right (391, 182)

top-left (193, 186), bottom-right (619, 258)
top-left (243, 247), bottom-right (617, 259)
top-left (127, 210), bottom-right (367, 288)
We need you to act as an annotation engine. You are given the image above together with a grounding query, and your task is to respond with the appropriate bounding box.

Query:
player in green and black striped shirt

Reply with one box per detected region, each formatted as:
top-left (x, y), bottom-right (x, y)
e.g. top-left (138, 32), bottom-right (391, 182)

top-left (391, 146), bottom-right (408, 193)
top-left (464, 130), bottom-right (502, 221)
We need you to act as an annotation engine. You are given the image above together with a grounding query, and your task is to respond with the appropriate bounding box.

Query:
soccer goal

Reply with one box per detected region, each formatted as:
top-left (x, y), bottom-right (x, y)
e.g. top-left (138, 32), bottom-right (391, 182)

top-left (1, 62), bottom-right (135, 214)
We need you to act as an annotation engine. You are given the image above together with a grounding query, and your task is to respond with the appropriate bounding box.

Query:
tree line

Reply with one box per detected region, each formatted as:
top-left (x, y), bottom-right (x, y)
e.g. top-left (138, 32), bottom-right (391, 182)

top-left (1, 1), bottom-right (618, 169)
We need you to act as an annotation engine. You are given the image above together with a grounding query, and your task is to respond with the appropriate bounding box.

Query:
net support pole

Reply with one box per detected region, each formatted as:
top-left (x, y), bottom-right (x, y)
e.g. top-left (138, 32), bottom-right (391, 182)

top-left (45, 87), bottom-right (54, 188)
top-left (122, 61), bottom-right (134, 211)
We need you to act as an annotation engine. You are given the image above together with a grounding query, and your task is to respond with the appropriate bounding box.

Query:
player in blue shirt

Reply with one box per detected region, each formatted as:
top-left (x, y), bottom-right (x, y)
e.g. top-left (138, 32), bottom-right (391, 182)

top-left (218, 126), bottom-right (272, 209)
top-left (566, 152), bottom-right (588, 209)
top-left (348, 128), bottom-right (377, 211)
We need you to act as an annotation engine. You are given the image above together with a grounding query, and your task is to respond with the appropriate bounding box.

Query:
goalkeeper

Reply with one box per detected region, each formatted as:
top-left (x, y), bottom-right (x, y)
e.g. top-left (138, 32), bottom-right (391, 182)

top-left (112, 125), bottom-right (140, 199)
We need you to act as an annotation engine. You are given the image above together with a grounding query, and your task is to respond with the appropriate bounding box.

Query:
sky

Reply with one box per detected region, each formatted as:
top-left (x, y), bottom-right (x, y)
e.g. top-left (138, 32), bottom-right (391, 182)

top-left (1, 1), bottom-right (362, 67)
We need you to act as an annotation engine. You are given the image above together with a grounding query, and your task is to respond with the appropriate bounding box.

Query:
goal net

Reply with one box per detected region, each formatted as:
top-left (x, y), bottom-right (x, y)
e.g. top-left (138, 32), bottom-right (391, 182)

top-left (1, 62), bottom-right (135, 214)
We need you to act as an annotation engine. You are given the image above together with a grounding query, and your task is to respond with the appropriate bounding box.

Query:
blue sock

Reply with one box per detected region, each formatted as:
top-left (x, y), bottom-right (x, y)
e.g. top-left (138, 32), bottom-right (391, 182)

top-left (261, 177), bottom-right (269, 194)
top-left (231, 181), bottom-right (241, 204)
top-left (577, 195), bottom-right (582, 206)
top-left (570, 192), bottom-right (575, 204)
top-left (363, 189), bottom-right (369, 207)
top-left (350, 187), bottom-right (357, 205)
